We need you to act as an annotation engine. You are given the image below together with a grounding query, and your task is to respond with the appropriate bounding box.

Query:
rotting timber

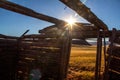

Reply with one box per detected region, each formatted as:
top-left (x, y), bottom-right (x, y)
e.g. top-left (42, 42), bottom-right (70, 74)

top-left (0, 0), bottom-right (120, 80)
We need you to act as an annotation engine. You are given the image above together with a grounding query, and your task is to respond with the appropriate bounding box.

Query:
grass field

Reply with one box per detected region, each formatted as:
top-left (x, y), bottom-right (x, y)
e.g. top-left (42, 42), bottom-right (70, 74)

top-left (67, 45), bottom-right (98, 80)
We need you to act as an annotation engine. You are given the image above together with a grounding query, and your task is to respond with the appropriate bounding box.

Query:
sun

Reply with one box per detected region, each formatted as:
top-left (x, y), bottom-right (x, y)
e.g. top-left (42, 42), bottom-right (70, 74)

top-left (65, 16), bottom-right (76, 27)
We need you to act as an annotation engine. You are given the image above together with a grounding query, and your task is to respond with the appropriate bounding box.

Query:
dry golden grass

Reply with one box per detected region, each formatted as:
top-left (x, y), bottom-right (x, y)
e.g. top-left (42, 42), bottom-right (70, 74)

top-left (67, 45), bottom-right (97, 80)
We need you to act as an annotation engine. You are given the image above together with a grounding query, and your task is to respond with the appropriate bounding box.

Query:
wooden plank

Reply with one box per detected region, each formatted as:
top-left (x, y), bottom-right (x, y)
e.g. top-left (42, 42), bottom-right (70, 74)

top-left (72, 30), bottom-right (111, 38)
top-left (19, 55), bottom-right (38, 59)
top-left (0, 43), bottom-right (17, 47)
top-left (20, 53), bottom-right (39, 57)
top-left (26, 47), bottom-right (60, 51)
top-left (60, 0), bottom-right (108, 30)
top-left (108, 45), bottom-right (120, 51)
top-left (114, 38), bottom-right (120, 44)
top-left (20, 44), bottom-right (60, 49)
top-left (21, 38), bottom-right (59, 43)
top-left (39, 23), bottom-right (97, 33)
top-left (0, 0), bottom-right (66, 25)
top-left (109, 59), bottom-right (120, 73)
top-left (20, 42), bottom-right (61, 48)
top-left (20, 49), bottom-right (60, 55)
top-left (109, 52), bottom-right (120, 58)
top-left (108, 70), bottom-right (120, 80)
top-left (20, 52), bottom-right (60, 59)
top-left (19, 53), bottom-right (59, 59)
top-left (19, 57), bottom-right (35, 61)
top-left (39, 29), bottom-right (120, 39)
top-left (22, 34), bottom-right (60, 39)
top-left (20, 48), bottom-right (60, 53)
top-left (0, 34), bottom-right (18, 39)
top-left (0, 39), bottom-right (17, 43)
top-left (3, 47), bottom-right (17, 50)
top-left (19, 55), bottom-right (60, 64)
top-left (109, 65), bottom-right (120, 73)
top-left (107, 48), bottom-right (120, 58)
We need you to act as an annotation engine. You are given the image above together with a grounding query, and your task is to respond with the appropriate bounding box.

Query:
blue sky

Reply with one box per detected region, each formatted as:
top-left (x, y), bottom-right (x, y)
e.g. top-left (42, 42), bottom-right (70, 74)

top-left (0, 0), bottom-right (120, 36)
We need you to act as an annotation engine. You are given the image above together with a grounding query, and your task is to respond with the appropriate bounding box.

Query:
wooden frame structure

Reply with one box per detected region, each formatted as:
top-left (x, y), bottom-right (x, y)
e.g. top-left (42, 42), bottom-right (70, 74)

top-left (0, 0), bottom-right (120, 80)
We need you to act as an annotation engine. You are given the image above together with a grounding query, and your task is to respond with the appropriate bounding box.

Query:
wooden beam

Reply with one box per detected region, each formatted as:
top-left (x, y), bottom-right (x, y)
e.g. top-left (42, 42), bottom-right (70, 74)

top-left (95, 30), bottom-right (102, 80)
top-left (39, 23), bottom-right (97, 33)
top-left (0, 0), bottom-right (65, 25)
top-left (0, 34), bottom-right (18, 39)
top-left (60, 0), bottom-right (108, 30)
top-left (0, 0), bottom-right (102, 31)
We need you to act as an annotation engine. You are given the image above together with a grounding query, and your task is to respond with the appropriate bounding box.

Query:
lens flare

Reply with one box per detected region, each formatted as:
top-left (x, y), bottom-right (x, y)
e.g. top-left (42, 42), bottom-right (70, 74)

top-left (65, 16), bottom-right (76, 27)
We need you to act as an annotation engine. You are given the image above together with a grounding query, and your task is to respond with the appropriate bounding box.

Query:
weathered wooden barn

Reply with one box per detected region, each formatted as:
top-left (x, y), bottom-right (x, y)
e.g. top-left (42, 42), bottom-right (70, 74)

top-left (0, 0), bottom-right (120, 80)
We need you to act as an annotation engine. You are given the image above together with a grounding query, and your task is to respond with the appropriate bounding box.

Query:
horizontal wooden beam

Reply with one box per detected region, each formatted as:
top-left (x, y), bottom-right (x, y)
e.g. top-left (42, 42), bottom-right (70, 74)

top-left (0, 0), bottom-right (65, 25)
top-left (0, 34), bottom-right (18, 39)
top-left (39, 23), bottom-right (97, 33)
top-left (1, 30), bottom-right (120, 39)
top-left (0, 0), bottom-right (100, 30)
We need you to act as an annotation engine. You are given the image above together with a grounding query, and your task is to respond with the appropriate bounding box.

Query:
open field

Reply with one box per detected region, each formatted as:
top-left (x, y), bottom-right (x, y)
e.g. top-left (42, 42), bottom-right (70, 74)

top-left (67, 45), bottom-right (103, 80)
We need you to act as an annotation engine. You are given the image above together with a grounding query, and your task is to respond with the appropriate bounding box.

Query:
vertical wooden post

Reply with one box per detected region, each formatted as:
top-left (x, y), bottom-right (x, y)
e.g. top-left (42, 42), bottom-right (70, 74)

top-left (103, 28), bottom-right (116, 80)
top-left (65, 27), bottom-right (72, 78)
top-left (95, 29), bottom-right (102, 80)
top-left (59, 33), bottom-right (67, 80)
top-left (59, 27), bottom-right (72, 80)
top-left (103, 30), bottom-right (107, 69)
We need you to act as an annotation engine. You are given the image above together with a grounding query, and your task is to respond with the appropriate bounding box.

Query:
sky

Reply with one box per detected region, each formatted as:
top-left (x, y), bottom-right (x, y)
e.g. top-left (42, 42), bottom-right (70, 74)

top-left (0, 0), bottom-right (120, 36)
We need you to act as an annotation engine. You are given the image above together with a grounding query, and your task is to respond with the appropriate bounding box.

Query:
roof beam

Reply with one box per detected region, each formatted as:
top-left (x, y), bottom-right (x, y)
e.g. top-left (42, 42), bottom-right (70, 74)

top-left (0, 0), bottom-right (65, 25)
top-left (60, 0), bottom-right (108, 30)
top-left (0, 0), bottom-right (99, 31)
